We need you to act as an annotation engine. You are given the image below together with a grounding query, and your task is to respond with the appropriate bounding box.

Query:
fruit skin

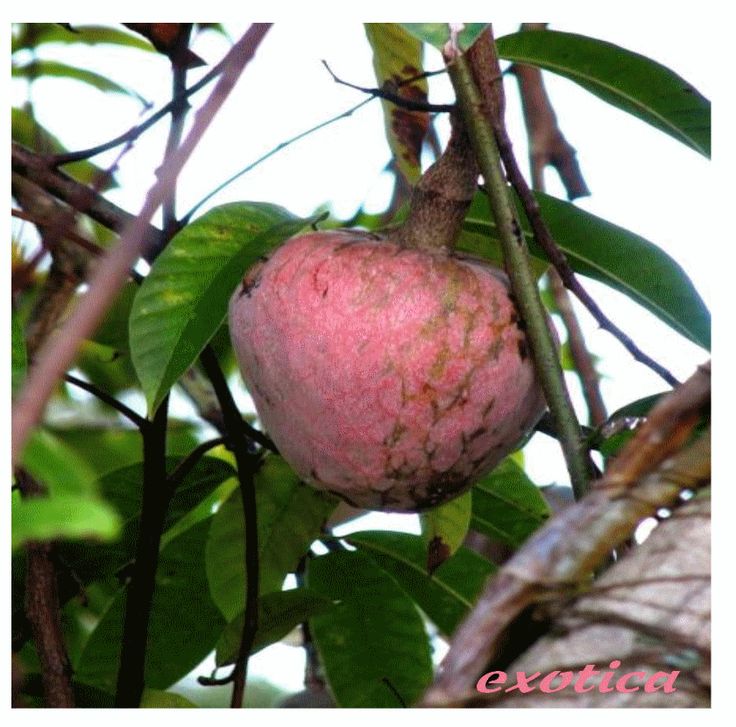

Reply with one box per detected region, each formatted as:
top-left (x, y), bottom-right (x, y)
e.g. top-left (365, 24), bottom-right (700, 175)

top-left (229, 230), bottom-right (547, 512)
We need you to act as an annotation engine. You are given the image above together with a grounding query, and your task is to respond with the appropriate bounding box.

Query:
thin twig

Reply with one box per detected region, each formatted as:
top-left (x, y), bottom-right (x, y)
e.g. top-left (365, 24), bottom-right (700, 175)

top-left (12, 24), bottom-right (273, 465)
top-left (199, 346), bottom-right (260, 708)
top-left (493, 119), bottom-right (680, 388)
top-left (448, 29), bottom-right (593, 500)
top-left (321, 60), bottom-right (455, 113)
top-left (549, 271), bottom-right (608, 425)
top-left (159, 24), bottom-right (193, 252)
top-left (182, 97), bottom-right (373, 224)
top-left (294, 556), bottom-right (325, 691)
top-left (64, 374), bottom-right (149, 430)
top-left (11, 206), bottom-right (103, 258)
top-left (48, 45), bottom-right (231, 166)
top-left (166, 436), bottom-right (227, 493)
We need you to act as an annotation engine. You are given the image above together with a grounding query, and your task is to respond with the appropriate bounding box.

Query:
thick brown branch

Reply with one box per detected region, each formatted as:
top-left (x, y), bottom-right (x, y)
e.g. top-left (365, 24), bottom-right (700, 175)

top-left (423, 362), bottom-right (709, 705)
top-left (470, 493), bottom-right (710, 707)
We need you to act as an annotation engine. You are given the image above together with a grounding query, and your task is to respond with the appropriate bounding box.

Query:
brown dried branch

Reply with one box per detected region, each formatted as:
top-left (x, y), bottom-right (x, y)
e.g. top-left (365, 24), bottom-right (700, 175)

top-left (11, 24), bottom-right (273, 464)
top-left (470, 492), bottom-right (710, 707)
top-left (422, 362), bottom-right (709, 706)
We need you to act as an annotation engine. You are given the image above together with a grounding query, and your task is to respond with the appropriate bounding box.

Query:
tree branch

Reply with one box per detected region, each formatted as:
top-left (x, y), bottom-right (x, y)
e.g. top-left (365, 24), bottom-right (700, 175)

top-left (321, 60), bottom-right (455, 113)
top-left (198, 346), bottom-right (260, 708)
top-left (11, 143), bottom-right (162, 251)
top-left (64, 374), bottom-right (149, 430)
top-left (422, 361), bottom-right (709, 706)
top-left (12, 23), bottom-right (273, 465)
top-left (159, 24), bottom-right (193, 252)
top-left (490, 92), bottom-right (680, 388)
top-left (114, 397), bottom-right (169, 707)
top-left (47, 39), bottom-right (231, 166)
top-left (166, 436), bottom-right (226, 493)
top-left (447, 28), bottom-right (593, 500)
top-left (549, 271), bottom-right (608, 425)
top-left (17, 470), bottom-right (76, 708)
top-left (511, 23), bottom-right (590, 202)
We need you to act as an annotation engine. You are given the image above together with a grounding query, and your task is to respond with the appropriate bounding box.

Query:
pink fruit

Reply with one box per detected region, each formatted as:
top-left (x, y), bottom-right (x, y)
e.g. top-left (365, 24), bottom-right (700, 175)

top-left (228, 230), bottom-right (547, 512)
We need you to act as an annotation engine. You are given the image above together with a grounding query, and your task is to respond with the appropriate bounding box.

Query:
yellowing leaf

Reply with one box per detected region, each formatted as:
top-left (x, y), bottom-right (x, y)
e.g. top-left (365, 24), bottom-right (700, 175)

top-left (364, 24), bottom-right (429, 184)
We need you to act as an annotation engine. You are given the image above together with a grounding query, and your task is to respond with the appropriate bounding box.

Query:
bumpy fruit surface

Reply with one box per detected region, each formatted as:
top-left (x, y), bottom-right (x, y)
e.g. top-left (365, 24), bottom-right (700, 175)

top-left (229, 230), bottom-right (546, 512)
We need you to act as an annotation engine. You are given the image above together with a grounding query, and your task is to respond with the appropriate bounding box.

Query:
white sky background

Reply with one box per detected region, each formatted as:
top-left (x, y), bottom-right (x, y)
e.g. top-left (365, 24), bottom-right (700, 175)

top-left (8, 12), bottom-right (724, 710)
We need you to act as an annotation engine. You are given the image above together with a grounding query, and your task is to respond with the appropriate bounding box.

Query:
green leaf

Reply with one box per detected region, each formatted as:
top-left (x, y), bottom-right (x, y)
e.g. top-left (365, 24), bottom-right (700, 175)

top-left (75, 518), bottom-right (226, 692)
top-left (462, 191), bottom-right (711, 350)
top-left (586, 392), bottom-right (668, 456)
top-left (12, 60), bottom-right (149, 105)
top-left (12, 106), bottom-right (116, 189)
top-left (12, 23), bottom-right (156, 54)
top-left (215, 588), bottom-right (334, 667)
top-left (307, 549), bottom-right (433, 707)
top-left (606, 392), bottom-right (668, 421)
top-left (471, 459), bottom-right (551, 548)
top-left (349, 530), bottom-right (496, 636)
top-left (11, 313), bottom-right (27, 396)
top-left (20, 428), bottom-right (98, 497)
top-left (364, 24), bottom-right (428, 184)
top-left (73, 340), bottom-right (139, 396)
top-left (420, 491), bottom-right (472, 573)
top-left (496, 30), bottom-right (710, 157)
top-left (140, 689), bottom-right (197, 708)
top-left (59, 456), bottom-right (235, 583)
top-left (12, 492), bottom-right (121, 550)
top-left (129, 202), bottom-right (308, 414)
top-left (401, 23), bottom-right (490, 52)
top-left (206, 455), bottom-right (337, 620)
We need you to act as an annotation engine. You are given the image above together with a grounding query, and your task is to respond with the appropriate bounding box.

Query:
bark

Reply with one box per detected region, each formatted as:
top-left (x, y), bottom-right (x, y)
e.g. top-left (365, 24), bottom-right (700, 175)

top-left (477, 494), bottom-right (710, 707)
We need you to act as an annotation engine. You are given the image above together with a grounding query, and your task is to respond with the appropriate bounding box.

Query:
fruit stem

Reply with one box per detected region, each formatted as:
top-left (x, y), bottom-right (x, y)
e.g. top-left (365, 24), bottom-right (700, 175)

top-left (447, 33), bottom-right (592, 500)
top-left (393, 110), bottom-right (479, 252)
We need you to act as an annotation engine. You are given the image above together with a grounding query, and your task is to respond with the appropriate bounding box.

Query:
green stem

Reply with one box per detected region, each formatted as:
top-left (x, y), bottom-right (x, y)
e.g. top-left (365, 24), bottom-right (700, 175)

top-left (447, 54), bottom-right (591, 500)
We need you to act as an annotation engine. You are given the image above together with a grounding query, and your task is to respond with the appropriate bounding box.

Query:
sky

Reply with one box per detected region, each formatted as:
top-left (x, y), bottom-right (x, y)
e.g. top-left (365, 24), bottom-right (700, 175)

top-left (8, 13), bottom-right (721, 707)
